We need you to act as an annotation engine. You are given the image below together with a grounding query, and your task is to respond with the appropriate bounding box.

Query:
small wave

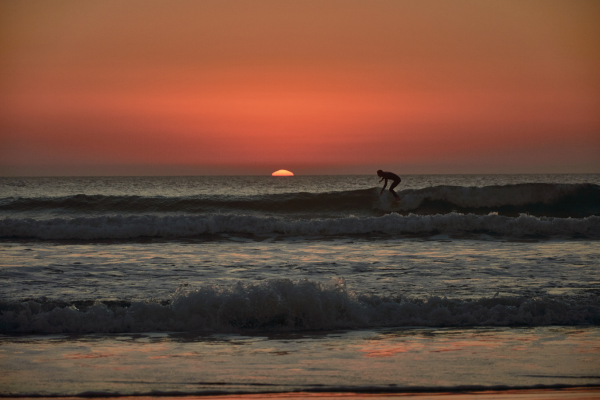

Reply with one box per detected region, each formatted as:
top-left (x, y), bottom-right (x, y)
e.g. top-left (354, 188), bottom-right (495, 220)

top-left (1, 213), bottom-right (598, 240)
top-left (2, 279), bottom-right (598, 333)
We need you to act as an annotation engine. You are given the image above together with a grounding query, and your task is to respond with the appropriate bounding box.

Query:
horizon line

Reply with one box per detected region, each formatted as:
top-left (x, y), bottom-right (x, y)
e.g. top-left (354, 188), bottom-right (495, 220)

top-left (2, 172), bottom-right (599, 179)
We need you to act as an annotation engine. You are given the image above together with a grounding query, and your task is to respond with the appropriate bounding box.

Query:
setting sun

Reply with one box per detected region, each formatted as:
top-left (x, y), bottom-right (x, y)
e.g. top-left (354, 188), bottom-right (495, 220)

top-left (272, 169), bottom-right (294, 177)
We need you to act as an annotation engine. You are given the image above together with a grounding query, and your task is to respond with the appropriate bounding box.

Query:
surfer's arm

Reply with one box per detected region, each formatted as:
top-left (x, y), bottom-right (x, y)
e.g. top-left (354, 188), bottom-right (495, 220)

top-left (380, 179), bottom-right (388, 194)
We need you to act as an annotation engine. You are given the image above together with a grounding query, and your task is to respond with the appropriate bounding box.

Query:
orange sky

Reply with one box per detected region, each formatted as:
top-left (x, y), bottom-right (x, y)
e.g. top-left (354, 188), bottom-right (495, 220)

top-left (1, 0), bottom-right (599, 176)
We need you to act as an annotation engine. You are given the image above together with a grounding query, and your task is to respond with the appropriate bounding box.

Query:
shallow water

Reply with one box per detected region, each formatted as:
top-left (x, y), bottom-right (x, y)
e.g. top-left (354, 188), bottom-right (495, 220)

top-left (2, 237), bottom-right (599, 302)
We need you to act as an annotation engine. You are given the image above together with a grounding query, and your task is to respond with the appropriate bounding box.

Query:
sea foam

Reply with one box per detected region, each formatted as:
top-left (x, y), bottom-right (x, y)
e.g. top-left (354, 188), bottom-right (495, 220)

top-left (1, 279), bottom-right (598, 333)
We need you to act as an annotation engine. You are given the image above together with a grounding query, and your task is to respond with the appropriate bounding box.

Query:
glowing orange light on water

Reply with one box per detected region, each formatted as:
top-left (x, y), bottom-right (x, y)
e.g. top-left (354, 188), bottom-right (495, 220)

top-left (272, 169), bottom-right (294, 176)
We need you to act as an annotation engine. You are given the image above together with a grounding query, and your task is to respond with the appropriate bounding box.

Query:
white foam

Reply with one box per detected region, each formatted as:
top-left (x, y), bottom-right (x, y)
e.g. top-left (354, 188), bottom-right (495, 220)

top-left (1, 213), bottom-right (598, 240)
top-left (2, 279), bottom-right (598, 333)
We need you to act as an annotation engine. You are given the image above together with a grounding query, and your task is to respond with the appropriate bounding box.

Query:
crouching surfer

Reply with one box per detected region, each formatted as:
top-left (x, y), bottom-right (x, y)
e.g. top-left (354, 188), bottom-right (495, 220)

top-left (377, 170), bottom-right (401, 201)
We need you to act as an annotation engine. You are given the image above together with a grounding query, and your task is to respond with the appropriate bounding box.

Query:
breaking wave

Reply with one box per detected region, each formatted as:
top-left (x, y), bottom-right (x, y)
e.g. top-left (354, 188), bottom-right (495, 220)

top-left (1, 183), bottom-right (599, 218)
top-left (396, 183), bottom-right (600, 217)
top-left (2, 279), bottom-right (598, 333)
top-left (1, 213), bottom-right (598, 240)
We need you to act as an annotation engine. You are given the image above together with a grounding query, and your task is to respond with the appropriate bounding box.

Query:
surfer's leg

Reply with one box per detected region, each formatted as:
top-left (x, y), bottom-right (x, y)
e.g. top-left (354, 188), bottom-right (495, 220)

top-left (389, 180), bottom-right (400, 199)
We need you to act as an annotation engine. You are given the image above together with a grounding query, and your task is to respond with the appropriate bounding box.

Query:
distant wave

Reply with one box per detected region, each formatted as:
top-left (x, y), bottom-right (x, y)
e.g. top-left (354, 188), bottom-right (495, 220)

top-left (1, 213), bottom-right (598, 240)
top-left (1, 183), bottom-right (599, 218)
top-left (0, 188), bottom-right (376, 216)
top-left (2, 279), bottom-right (598, 333)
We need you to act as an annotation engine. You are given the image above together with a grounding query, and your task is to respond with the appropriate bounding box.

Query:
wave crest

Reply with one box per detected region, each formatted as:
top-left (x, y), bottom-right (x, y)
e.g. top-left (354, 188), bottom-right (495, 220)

top-left (393, 183), bottom-right (600, 217)
top-left (2, 279), bottom-right (598, 333)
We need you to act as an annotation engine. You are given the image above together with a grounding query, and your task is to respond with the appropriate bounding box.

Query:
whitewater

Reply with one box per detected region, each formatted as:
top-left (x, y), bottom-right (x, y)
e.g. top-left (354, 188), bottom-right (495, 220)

top-left (2, 174), bottom-right (600, 396)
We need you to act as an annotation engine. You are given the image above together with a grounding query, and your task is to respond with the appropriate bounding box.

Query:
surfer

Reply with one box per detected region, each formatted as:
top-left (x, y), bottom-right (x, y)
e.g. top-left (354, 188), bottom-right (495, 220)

top-left (377, 170), bottom-right (401, 200)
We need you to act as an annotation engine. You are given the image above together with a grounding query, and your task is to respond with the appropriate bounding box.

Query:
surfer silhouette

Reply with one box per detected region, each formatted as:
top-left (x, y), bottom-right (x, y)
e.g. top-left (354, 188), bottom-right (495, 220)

top-left (377, 170), bottom-right (401, 201)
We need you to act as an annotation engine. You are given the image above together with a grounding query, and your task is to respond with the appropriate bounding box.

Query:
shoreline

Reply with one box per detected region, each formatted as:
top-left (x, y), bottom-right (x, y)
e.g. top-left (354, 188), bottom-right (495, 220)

top-left (3, 387), bottom-right (600, 399)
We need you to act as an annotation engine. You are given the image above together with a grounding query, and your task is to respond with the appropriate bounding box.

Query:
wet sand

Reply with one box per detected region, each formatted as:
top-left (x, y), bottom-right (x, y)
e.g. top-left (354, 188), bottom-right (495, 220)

top-left (2, 327), bottom-right (599, 398)
top-left (4, 388), bottom-right (600, 399)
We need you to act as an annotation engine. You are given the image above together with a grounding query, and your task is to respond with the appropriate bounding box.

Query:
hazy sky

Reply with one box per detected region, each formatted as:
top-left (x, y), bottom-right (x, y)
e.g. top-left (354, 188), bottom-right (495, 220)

top-left (1, 0), bottom-right (599, 176)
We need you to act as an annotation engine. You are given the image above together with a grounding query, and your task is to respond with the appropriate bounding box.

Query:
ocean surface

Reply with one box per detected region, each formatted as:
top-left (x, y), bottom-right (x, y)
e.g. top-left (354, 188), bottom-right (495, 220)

top-left (1, 174), bottom-right (600, 396)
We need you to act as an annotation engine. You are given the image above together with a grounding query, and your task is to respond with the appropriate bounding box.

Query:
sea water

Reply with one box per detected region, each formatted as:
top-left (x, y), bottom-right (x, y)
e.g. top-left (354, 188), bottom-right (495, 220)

top-left (1, 175), bottom-right (599, 396)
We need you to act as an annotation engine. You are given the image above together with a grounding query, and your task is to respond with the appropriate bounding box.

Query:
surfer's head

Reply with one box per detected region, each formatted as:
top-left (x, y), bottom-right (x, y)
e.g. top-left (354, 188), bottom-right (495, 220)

top-left (377, 170), bottom-right (383, 177)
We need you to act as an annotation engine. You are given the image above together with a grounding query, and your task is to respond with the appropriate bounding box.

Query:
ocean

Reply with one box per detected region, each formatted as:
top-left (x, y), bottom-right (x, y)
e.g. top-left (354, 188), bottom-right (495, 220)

top-left (1, 174), bottom-right (599, 397)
